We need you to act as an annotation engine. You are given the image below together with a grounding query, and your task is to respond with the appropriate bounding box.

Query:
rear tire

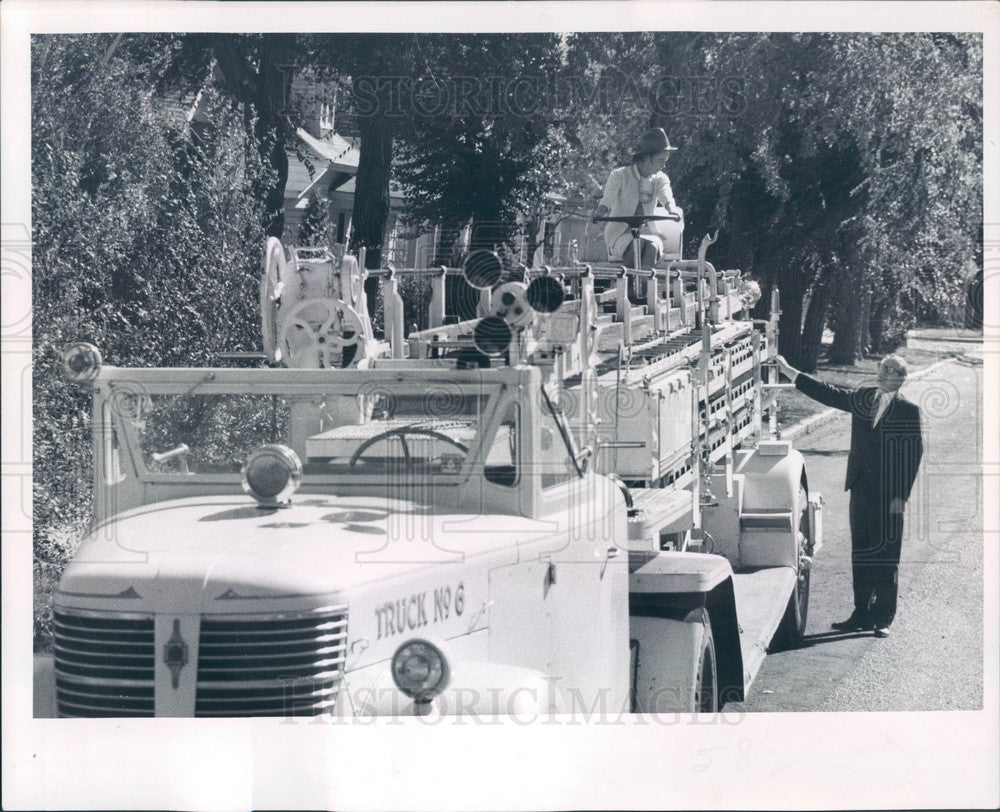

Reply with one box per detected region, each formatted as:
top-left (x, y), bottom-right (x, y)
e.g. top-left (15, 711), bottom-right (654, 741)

top-left (773, 484), bottom-right (812, 650)
top-left (695, 614), bottom-right (718, 713)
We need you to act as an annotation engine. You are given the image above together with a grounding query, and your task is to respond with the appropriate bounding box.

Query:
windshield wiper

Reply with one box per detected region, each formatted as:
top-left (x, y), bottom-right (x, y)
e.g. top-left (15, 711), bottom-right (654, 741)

top-left (540, 383), bottom-right (588, 477)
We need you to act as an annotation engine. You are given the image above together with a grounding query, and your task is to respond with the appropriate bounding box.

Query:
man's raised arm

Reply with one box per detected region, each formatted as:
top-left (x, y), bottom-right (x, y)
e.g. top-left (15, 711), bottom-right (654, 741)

top-left (776, 355), bottom-right (854, 413)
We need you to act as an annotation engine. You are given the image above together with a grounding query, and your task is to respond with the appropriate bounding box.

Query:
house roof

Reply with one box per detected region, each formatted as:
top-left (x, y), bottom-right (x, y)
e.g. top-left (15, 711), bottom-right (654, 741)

top-left (289, 128), bottom-right (406, 203)
top-left (329, 175), bottom-right (405, 202)
top-left (296, 128), bottom-right (359, 172)
top-left (158, 63), bottom-right (225, 131)
top-left (286, 128), bottom-right (364, 201)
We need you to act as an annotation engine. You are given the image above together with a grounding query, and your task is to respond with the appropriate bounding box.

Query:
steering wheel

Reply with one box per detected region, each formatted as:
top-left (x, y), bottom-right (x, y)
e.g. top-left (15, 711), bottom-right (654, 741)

top-left (592, 213), bottom-right (681, 227)
top-left (277, 297), bottom-right (366, 368)
top-left (348, 427), bottom-right (469, 469)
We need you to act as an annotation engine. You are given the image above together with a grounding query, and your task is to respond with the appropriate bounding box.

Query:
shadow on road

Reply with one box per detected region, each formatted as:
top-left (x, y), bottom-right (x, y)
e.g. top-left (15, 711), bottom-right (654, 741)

top-left (796, 629), bottom-right (878, 647)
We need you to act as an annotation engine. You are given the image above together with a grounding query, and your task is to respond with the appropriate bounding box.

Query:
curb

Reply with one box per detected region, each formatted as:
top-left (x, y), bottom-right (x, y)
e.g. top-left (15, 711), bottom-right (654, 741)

top-left (780, 355), bottom-right (958, 441)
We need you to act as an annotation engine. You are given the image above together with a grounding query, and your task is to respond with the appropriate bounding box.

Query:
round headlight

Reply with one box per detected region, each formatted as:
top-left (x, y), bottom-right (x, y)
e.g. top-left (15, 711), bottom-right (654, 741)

top-left (391, 638), bottom-right (450, 702)
top-left (62, 342), bottom-right (102, 383)
top-left (241, 444), bottom-right (302, 506)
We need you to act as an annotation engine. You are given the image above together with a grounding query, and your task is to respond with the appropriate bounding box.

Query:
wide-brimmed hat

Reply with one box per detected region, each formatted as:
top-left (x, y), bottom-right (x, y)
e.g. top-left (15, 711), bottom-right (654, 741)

top-left (633, 127), bottom-right (678, 158)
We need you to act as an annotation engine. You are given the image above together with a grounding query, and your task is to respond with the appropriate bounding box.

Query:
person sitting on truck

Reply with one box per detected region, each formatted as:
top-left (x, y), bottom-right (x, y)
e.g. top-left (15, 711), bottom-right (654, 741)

top-left (593, 127), bottom-right (683, 270)
top-left (775, 353), bottom-right (924, 639)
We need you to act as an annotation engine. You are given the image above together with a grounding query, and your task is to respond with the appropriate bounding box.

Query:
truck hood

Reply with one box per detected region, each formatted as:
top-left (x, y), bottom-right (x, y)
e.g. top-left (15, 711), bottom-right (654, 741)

top-left (57, 493), bottom-right (557, 613)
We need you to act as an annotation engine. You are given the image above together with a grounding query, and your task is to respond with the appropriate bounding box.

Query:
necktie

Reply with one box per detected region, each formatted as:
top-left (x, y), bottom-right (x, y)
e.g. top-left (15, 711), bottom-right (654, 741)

top-left (873, 394), bottom-right (891, 427)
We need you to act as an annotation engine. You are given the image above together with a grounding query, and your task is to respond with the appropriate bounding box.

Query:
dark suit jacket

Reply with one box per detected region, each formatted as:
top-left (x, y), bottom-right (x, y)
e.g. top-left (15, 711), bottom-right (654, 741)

top-left (795, 374), bottom-right (923, 502)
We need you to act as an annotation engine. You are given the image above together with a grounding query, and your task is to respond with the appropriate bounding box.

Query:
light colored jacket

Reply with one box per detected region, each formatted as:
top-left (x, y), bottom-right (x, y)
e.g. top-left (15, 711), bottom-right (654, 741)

top-left (598, 164), bottom-right (679, 259)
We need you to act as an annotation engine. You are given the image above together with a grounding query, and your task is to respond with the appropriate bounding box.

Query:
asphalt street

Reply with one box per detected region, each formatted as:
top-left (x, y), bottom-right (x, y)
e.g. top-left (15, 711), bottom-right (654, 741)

top-left (728, 352), bottom-right (985, 712)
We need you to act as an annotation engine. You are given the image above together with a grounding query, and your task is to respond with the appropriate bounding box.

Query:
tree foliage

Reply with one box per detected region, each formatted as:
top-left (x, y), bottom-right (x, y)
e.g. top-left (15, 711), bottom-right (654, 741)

top-left (392, 34), bottom-right (570, 255)
top-left (621, 32), bottom-right (982, 366)
top-left (31, 34), bottom-right (274, 645)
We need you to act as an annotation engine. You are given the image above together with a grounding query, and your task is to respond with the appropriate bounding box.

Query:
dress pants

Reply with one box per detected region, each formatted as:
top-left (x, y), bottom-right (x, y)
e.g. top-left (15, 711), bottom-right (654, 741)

top-left (848, 483), bottom-right (904, 627)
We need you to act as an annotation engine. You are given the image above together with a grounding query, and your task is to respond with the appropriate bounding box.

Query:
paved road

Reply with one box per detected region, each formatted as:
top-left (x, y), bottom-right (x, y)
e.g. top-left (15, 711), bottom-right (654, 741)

top-left (728, 353), bottom-right (984, 712)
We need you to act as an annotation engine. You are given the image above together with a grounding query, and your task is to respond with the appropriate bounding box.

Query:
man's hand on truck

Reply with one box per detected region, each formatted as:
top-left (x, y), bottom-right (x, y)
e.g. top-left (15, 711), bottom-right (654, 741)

top-left (774, 355), bottom-right (799, 383)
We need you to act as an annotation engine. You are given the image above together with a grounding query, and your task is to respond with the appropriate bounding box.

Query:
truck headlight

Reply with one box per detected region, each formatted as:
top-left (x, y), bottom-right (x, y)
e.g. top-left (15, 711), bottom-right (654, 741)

top-left (391, 638), bottom-right (450, 702)
top-left (241, 444), bottom-right (302, 506)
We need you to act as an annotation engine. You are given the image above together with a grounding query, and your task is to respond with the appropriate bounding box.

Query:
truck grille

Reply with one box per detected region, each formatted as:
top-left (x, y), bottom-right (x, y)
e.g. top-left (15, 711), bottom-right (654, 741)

top-left (195, 607), bottom-right (348, 717)
top-left (53, 609), bottom-right (155, 717)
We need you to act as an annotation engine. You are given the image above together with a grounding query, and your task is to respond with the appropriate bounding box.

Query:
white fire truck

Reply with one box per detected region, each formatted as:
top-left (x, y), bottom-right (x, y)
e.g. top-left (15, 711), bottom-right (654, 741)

top-left (38, 215), bottom-right (821, 718)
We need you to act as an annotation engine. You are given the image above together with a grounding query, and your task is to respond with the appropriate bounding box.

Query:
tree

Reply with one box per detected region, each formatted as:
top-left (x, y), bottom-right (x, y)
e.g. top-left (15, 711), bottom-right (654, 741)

top-left (31, 34), bottom-right (275, 646)
top-left (298, 195), bottom-right (332, 245)
top-left (588, 32), bottom-right (984, 366)
top-left (393, 34), bottom-right (569, 252)
top-left (208, 34), bottom-right (297, 238)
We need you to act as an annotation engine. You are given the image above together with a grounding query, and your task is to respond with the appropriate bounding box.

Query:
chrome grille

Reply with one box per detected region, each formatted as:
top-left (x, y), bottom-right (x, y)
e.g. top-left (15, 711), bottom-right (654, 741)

top-left (53, 609), bottom-right (155, 717)
top-left (195, 607), bottom-right (348, 717)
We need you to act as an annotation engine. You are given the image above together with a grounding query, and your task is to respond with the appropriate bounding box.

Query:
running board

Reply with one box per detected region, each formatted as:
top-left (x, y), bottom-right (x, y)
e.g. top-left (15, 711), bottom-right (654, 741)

top-left (729, 567), bottom-right (797, 694)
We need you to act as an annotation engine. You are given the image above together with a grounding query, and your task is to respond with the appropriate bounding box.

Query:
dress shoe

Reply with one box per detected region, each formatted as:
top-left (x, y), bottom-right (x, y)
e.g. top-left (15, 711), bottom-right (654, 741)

top-left (831, 614), bottom-right (870, 631)
top-left (873, 626), bottom-right (891, 638)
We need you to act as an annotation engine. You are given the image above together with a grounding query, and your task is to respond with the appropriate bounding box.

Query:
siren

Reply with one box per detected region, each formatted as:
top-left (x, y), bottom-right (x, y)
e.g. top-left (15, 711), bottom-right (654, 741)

top-left (473, 316), bottom-right (513, 356)
top-left (463, 250), bottom-right (503, 290)
top-left (490, 282), bottom-right (534, 329)
top-left (526, 275), bottom-right (566, 314)
top-left (62, 342), bottom-right (103, 383)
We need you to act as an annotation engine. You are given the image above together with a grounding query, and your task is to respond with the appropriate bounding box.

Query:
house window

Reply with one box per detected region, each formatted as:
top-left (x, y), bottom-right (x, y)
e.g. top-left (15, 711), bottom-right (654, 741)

top-left (337, 212), bottom-right (347, 244)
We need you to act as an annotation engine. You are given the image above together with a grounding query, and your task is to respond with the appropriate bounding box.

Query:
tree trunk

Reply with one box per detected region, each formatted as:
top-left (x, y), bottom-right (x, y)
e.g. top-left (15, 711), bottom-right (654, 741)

top-left (469, 214), bottom-right (509, 254)
top-left (349, 107), bottom-right (393, 319)
top-left (523, 216), bottom-right (543, 268)
top-left (829, 282), bottom-right (870, 365)
top-left (211, 34), bottom-right (293, 239)
top-left (434, 228), bottom-right (458, 267)
top-left (771, 256), bottom-right (804, 365)
top-left (350, 110), bottom-right (393, 269)
top-left (964, 265), bottom-right (983, 329)
top-left (867, 297), bottom-right (886, 356)
top-left (858, 291), bottom-right (872, 356)
top-left (257, 125), bottom-right (289, 238)
top-left (799, 281), bottom-right (830, 373)
top-left (777, 284), bottom-right (804, 366)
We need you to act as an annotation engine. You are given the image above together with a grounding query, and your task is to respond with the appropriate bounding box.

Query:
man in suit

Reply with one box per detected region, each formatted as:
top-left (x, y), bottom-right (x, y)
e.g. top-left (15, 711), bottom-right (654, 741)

top-left (775, 354), bottom-right (923, 638)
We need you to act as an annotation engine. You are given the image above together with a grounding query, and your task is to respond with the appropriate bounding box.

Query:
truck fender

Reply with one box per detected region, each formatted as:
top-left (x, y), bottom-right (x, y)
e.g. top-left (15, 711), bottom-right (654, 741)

top-left (630, 609), bottom-right (713, 713)
top-left (738, 444), bottom-right (806, 511)
top-left (736, 445), bottom-right (808, 569)
top-left (629, 552), bottom-right (744, 708)
top-left (341, 658), bottom-right (566, 719)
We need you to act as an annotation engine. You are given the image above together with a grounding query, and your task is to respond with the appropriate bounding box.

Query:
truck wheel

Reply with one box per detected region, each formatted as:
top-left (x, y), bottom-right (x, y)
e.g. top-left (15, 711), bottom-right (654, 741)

top-left (773, 484), bottom-right (811, 650)
top-left (695, 615), bottom-right (718, 713)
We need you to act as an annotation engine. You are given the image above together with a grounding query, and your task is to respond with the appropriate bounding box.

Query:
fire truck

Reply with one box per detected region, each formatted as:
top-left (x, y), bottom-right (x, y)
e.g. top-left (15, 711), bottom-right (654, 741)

top-left (39, 214), bottom-right (821, 718)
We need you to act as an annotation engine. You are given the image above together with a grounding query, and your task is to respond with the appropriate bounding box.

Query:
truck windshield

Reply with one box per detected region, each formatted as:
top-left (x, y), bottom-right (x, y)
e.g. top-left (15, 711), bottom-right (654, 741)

top-left (109, 379), bottom-right (504, 481)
